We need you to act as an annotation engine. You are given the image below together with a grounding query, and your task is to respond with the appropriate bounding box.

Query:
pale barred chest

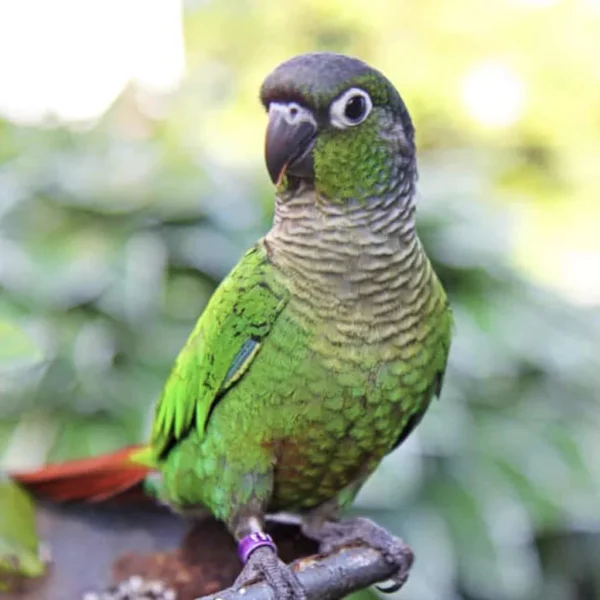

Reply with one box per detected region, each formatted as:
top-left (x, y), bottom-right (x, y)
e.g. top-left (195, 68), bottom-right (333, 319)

top-left (267, 215), bottom-right (432, 351)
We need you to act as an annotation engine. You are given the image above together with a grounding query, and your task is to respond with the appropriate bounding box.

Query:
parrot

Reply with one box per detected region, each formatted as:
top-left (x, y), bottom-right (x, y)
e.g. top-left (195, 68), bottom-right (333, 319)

top-left (13, 52), bottom-right (453, 599)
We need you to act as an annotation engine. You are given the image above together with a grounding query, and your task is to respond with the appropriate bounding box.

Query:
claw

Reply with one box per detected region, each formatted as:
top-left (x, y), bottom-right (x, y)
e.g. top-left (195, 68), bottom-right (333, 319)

top-left (377, 582), bottom-right (402, 594)
top-left (304, 516), bottom-right (414, 595)
top-left (376, 575), bottom-right (409, 594)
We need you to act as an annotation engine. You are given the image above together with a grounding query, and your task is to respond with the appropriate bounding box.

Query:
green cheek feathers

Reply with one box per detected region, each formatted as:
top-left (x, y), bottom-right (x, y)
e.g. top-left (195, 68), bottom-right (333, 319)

top-left (276, 173), bottom-right (290, 194)
top-left (313, 121), bottom-right (393, 200)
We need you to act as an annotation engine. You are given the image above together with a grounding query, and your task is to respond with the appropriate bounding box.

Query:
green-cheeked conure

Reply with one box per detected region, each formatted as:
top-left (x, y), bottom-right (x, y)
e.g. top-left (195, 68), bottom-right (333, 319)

top-left (14, 52), bottom-right (453, 599)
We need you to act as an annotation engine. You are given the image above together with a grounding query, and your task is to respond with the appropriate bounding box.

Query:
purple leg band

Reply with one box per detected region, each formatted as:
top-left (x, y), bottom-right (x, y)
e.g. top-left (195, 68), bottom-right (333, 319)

top-left (238, 532), bottom-right (277, 564)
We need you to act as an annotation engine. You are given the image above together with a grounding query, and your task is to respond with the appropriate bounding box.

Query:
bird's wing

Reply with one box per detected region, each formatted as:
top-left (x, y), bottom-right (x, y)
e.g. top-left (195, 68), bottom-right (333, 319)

top-left (150, 242), bottom-right (288, 459)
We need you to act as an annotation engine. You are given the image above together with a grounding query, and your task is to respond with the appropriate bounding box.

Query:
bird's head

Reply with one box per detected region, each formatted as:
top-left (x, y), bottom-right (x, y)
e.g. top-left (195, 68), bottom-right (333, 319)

top-left (260, 52), bottom-right (416, 202)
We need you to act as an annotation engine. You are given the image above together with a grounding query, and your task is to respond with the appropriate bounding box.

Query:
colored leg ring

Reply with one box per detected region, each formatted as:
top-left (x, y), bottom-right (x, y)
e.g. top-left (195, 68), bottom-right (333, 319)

top-left (238, 532), bottom-right (277, 564)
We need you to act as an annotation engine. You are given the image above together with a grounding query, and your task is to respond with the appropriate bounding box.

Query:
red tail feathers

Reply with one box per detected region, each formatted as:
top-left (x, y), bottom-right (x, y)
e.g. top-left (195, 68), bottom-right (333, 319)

top-left (11, 445), bottom-right (153, 504)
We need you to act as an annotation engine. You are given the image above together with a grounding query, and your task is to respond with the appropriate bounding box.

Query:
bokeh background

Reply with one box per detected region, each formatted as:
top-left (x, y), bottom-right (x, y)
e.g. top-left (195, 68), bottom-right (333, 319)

top-left (0, 1), bottom-right (599, 599)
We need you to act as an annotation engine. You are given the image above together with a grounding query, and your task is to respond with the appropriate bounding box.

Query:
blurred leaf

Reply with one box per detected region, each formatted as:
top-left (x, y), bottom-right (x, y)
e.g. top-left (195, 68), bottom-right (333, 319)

top-left (0, 320), bottom-right (43, 369)
top-left (0, 477), bottom-right (45, 591)
top-left (346, 589), bottom-right (380, 600)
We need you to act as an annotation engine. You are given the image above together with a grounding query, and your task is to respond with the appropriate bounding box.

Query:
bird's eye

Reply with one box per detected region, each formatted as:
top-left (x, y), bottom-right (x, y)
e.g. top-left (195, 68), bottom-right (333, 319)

top-left (344, 95), bottom-right (368, 122)
top-left (329, 88), bottom-right (373, 129)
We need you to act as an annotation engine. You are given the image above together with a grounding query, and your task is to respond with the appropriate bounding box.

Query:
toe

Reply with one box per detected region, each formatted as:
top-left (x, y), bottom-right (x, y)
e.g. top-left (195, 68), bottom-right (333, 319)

top-left (238, 546), bottom-right (305, 600)
top-left (265, 569), bottom-right (306, 600)
top-left (311, 517), bottom-right (413, 594)
top-left (376, 544), bottom-right (413, 594)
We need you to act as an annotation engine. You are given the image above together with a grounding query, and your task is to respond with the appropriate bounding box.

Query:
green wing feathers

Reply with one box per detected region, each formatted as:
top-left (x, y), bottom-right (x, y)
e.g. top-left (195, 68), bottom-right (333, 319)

top-left (150, 242), bottom-right (288, 458)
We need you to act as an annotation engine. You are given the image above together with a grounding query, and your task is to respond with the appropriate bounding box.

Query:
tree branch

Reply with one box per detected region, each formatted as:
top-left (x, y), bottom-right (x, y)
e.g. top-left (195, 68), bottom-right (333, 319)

top-left (198, 546), bottom-right (402, 600)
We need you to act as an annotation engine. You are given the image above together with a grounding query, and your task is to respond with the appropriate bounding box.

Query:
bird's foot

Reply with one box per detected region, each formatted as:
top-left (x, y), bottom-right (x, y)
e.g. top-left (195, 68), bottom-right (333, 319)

top-left (233, 534), bottom-right (306, 600)
top-left (305, 516), bottom-right (413, 593)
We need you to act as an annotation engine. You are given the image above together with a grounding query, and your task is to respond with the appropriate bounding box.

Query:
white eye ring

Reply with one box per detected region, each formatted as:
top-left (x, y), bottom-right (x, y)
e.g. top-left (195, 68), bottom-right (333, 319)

top-left (329, 87), bottom-right (373, 129)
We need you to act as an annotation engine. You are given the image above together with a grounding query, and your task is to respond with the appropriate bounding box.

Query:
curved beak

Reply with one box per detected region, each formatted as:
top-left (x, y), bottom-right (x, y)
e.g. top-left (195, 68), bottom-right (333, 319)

top-left (265, 104), bottom-right (317, 185)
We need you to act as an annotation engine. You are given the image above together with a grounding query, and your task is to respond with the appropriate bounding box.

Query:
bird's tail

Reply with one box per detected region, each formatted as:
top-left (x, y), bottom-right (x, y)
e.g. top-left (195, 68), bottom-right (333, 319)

top-left (11, 445), bottom-right (154, 504)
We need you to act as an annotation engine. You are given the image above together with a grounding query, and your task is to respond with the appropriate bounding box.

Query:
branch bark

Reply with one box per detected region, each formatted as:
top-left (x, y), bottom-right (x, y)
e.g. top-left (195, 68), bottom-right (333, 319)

top-left (198, 546), bottom-right (401, 600)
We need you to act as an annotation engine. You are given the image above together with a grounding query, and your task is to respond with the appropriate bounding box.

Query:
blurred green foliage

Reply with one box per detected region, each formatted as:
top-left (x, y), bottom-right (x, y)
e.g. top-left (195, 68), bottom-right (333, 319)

top-left (0, 2), bottom-right (599, 600)
top-left (0, 478), bottom-right (45, 589)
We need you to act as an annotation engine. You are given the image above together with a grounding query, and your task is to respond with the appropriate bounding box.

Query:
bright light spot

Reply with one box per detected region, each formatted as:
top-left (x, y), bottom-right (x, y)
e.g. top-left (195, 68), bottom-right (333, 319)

top-left (461, 61), bottom-right (525, 128)
top-left (513, 0), bottom-right (558, 7)
top-left (558, 250), bottom-right (600, 305)
top-left (583, 0), bottom-right (600, 14)
top-left (0, 0), bottom-right (185, 124)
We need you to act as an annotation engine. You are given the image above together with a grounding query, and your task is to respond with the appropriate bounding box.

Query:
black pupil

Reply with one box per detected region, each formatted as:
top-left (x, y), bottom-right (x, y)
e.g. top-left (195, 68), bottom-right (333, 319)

top-left (344, 95), bottom-right (366, 122)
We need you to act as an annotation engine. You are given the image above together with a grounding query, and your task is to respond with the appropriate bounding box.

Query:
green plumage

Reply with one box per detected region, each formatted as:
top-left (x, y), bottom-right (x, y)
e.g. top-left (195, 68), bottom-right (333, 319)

top-left (139, 52), bottom-right (453, 532)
